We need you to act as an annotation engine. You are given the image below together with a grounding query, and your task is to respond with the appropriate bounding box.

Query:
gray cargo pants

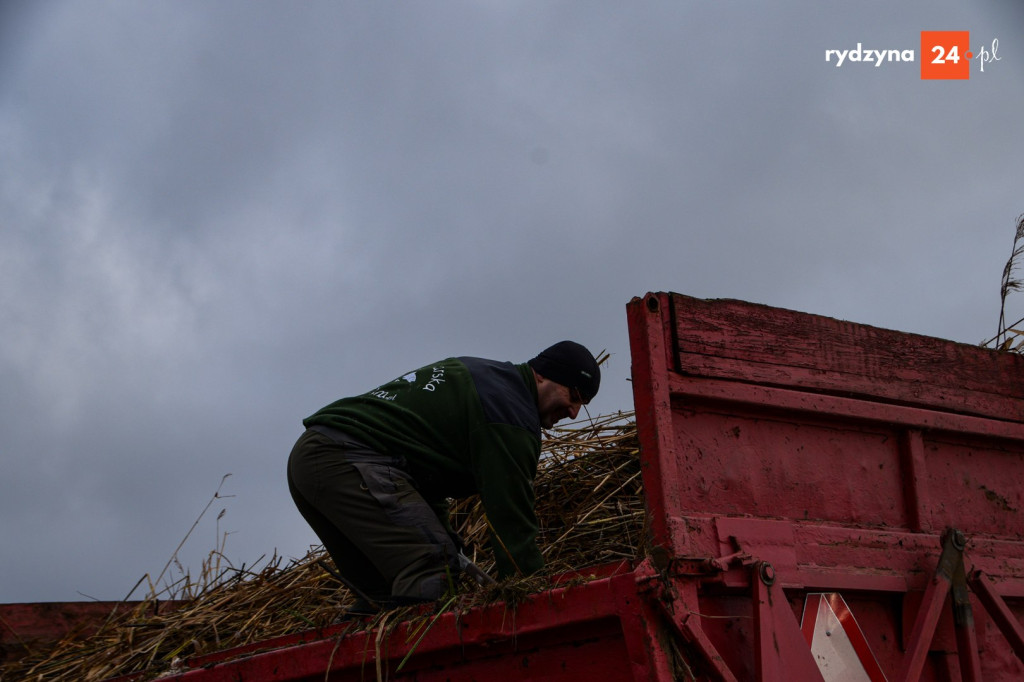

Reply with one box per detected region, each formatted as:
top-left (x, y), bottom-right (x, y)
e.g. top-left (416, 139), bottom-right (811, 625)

top-left (287, 426), bottom-right (460, 605)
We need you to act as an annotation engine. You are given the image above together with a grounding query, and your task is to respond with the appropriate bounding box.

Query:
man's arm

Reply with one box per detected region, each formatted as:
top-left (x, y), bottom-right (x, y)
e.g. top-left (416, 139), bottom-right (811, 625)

top-left (471, 424), bottom-right (544, 578)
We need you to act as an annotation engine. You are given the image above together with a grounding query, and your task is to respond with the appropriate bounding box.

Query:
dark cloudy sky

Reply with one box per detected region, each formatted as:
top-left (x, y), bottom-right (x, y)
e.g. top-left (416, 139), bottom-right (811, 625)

top-left (2, 1), bottom-right (1022, 603)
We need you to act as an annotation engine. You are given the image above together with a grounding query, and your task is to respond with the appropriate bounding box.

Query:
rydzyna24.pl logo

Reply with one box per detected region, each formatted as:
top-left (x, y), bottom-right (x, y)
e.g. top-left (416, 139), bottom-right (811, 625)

top-left (825, 31), bottom-right (1000, 79)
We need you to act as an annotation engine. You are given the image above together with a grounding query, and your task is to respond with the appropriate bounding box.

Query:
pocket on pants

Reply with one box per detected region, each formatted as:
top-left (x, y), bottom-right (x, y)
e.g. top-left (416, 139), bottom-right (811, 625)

top-left (349, 461), bottom-right (454, 552)
top-left (351, 460), bottom-right (410, 509)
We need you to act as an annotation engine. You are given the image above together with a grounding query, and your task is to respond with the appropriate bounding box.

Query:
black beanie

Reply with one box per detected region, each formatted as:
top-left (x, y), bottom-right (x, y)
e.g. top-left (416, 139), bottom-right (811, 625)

top-left (527, 341), bottom-right (601, 403)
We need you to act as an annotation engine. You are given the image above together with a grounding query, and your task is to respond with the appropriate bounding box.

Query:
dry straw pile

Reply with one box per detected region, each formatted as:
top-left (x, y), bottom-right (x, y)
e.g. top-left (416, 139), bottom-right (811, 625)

top-left (3, 412), bottom-right (643, 681)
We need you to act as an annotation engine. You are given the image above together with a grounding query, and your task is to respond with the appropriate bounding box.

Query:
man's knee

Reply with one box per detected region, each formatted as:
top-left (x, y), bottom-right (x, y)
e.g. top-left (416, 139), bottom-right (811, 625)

top-left (391, 554), bottom-right (458, 601)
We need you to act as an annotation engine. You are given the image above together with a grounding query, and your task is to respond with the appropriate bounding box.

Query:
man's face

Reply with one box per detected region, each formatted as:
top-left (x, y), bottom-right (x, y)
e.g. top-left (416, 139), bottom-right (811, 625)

top-left (537, 380), bottom-right (584, 429)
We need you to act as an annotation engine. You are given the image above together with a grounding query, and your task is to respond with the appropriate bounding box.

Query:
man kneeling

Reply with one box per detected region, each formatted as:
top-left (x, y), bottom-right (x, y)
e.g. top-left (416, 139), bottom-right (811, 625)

top-left (287, 341), bottom-right (601, 612)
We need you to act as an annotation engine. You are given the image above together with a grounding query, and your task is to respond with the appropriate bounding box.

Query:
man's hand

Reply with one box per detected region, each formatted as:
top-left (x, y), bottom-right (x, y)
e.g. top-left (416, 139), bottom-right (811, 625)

top-left (458, 552), bottom-right (498, 586)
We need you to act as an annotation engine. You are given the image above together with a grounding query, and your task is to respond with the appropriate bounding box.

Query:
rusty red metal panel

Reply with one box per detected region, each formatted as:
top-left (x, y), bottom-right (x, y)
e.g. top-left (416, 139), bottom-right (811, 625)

top-left (626, 291), bottom-right (1024, 681)
top-left (627, 293), bottom-right (1024, 553)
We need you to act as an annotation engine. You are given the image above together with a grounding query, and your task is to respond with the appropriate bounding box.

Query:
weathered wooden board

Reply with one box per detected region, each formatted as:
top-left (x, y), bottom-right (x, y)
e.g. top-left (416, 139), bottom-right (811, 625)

top-left (663, 293), bottom-right (1024, 423)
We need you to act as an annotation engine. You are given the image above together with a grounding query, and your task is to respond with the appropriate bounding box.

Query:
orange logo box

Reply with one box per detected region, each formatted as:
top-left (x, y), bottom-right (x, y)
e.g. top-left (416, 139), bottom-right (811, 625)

top-left (921, 31), bottom-right (970, 79)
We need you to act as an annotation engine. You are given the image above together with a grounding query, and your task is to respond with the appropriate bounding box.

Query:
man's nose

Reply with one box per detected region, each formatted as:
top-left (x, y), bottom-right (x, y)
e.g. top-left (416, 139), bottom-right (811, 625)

top-left (568, 404), bottom-right (580, 420)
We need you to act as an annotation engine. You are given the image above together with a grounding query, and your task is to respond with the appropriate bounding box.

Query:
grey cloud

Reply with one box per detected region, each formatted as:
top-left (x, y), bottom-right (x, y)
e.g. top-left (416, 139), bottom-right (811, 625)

top-left (1, 0), bottom-right (1022, 602)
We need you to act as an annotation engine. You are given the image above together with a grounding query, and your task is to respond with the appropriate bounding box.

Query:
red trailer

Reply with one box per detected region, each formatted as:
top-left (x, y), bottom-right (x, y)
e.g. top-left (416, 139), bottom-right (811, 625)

top-left (10, 292), bottom-right (1024, 681)
top-left (627, 292), bottom-right (1024, 681)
